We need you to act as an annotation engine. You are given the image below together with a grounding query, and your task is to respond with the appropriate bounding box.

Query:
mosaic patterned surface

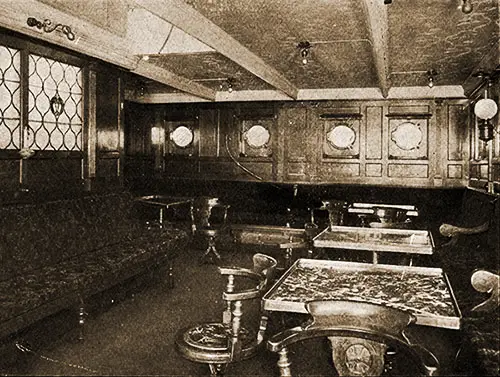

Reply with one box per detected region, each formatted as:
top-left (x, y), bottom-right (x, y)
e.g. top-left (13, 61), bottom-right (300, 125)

top-left (268, 264), bottom-right (457, 318)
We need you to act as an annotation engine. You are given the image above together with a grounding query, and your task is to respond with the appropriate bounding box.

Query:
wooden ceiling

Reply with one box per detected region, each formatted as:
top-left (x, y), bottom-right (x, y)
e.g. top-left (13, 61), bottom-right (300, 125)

top-left (1, 0), bottom-right (498, 103)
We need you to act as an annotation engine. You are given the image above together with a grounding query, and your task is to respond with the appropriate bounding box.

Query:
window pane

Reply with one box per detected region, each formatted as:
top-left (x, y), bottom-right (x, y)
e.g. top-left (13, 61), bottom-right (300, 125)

top-left (0, 45), bottom-right (21, 149)
top-left (28, 54), bottom-right (83, 151)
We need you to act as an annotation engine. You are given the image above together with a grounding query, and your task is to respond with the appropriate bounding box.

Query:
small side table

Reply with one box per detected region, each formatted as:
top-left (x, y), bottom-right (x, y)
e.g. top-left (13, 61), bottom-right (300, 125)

top-left (135, 195), bottom-right (194, 228)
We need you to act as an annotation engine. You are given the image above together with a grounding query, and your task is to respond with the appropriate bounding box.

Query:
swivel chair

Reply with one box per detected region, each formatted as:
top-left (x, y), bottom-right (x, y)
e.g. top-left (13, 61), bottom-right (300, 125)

top-left (267, 300), bottom-right (439, 376)
top-left (176, 253), bottom-right (278, 376)
top-left (191, 197), bottom-right (230, 263)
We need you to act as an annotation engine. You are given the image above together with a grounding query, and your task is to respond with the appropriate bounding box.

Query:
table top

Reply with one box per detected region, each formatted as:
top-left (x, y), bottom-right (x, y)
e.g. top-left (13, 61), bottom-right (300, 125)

top-left (135, 195), bottom-right (194, 208)
top-left (348, 202), bottom-right (419, 217)
top-left (262, 259), bottom-right (461, 329)
top-left (313, 226), bottom-right (434, 254)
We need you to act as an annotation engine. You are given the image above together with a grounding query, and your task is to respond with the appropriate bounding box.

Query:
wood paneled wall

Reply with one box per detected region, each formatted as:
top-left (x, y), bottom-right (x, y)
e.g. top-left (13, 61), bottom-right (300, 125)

top-left (125, 99), bottom-right (470, 189)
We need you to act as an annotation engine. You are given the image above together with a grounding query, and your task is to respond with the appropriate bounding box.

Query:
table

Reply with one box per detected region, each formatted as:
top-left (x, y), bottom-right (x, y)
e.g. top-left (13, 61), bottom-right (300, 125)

top-left (263, 258), bottom-right (461, 329)
top-left (231, 224), bottom-right (309, 268)
top-left (135, 195), bottom-right (194, 227)
top-left (313, 225), bottom-right (434, 264)
top-left (347, 202), bottom-right (419, 217)
top-left (263, 259), bottom-right (461, 375)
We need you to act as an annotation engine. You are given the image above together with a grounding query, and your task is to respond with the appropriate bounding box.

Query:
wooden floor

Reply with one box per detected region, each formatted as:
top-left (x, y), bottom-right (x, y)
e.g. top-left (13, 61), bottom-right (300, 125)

top-left (0, 243), bottom-right (471, 376)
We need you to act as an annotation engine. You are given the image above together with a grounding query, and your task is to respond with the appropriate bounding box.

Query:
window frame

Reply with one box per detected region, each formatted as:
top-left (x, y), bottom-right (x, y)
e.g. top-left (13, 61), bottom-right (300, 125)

top-left (0, 32), bottom-right (88, 160)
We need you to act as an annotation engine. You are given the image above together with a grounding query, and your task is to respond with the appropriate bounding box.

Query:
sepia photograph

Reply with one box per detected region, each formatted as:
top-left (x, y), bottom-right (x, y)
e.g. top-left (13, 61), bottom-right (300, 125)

top-left (0, 0), bottom-right (498, 376)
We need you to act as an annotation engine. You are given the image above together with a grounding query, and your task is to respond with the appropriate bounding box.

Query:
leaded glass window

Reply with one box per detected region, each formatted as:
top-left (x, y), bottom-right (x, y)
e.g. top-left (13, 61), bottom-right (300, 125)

top-left (27, 54), bottom-right (83, 151)
top-left (0, 45), bottom-right (21, 149)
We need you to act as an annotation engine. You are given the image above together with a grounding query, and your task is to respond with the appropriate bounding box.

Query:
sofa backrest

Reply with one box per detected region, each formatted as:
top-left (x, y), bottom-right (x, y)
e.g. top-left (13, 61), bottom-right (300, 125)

top-left (0, 192), bottom-right (137, 281)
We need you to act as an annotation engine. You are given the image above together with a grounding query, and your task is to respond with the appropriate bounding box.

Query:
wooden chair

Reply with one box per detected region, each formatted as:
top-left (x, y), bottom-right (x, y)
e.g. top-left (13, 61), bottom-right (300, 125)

top-left (175, 253), bottom-right (277, 376)
top-left (191, 197), bottom-right (230, 263)
top-left (267, 300), bottom-right (439, 376)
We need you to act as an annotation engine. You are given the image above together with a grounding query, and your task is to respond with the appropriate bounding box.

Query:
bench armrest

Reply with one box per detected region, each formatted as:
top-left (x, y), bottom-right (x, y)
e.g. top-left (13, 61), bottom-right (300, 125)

top-left (470, 269), bottom-right (499, 313)
top-left (439, 221), bottom-right (489, 237)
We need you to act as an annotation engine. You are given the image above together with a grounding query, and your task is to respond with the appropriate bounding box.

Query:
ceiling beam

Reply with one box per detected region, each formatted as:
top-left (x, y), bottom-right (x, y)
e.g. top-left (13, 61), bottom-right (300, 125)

top-left (128, 86), bottom-right (465, 104)
top-left (132, 60), bottom-right (216, 101)
top-left (133, 0), bottom-right (299, 100)
top-left (361, 0), bottom-right (390, 98)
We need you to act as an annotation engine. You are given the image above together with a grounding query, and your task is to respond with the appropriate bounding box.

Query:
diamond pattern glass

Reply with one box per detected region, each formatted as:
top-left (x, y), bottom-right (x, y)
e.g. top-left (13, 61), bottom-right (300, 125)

top-left (0, 45), bottom-right (21, 149)
top-left (28, 54), bottom-right (83, 151)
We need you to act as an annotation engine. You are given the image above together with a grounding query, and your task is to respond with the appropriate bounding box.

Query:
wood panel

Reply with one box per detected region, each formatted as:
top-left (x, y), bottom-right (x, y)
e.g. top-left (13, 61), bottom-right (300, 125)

top-left (366, 106), bottom-right (383, 160)
top-left (282, 106), bottom-right (308, 181)
top-left (132, 99), bottom-right (470, 188)
top-left (124, 102), bottom-right (154, 156)
top-left (199, 109), bottom-right (218, 157)
top-left (96, 69), bottom-right (122, 180)
top-left (388, 163), bottom-right (428, 178)
top-left (0, 160), bottom-right (21, 192)
top-left (319, 162), bottom-right (361, 179)
top-left (24, 158), bottom-right (82, 186)
top-left (447, 104), bottom-right (467, 161)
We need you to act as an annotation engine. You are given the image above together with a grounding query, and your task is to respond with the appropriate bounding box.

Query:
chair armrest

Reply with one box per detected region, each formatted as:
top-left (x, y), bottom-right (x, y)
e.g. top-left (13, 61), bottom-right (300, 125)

top-left (219, 267), bottom-right (266, 301)
top-left (218, 266), bottom-right (261, 280)
top-left (279, 241), bottom-right (308, 249)
top-left (471, 269), bottom-right (499, 312)
top-left (223, 289), bottom-right (262, 301)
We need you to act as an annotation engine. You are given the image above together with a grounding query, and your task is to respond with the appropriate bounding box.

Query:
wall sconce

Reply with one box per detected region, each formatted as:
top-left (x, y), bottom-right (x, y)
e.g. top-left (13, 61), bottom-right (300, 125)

top-left (461, 0), bottom-right (473, 14)
top-left (473, 71), bottom-right (498, 142)
top-left (475, 98), bottom-right (498, 142)
top-left (427, 69), bottom-right (437, 88)
top-left (297, 41), bottom-right (311, 65)
top-left (27, 17), bottom-right (75, 41)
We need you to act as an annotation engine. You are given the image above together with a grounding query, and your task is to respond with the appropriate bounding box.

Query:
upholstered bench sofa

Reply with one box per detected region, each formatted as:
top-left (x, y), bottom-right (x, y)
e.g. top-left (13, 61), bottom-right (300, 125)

top-left (0, 191), bottom-right (189, 341)
top-left (437, 189), bottom-right (499, 376)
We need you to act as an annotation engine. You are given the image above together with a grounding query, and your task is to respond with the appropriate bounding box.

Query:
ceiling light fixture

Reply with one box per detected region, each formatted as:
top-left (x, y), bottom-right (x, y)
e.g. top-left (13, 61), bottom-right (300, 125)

top-left (192, 77), bottom-right (235, 92)
top-left (427, 69), bottom-right (437, 88)
top-left (461, 0), bottom-right (473, 14)
top-left (297, 41), bottom-right (311, 65)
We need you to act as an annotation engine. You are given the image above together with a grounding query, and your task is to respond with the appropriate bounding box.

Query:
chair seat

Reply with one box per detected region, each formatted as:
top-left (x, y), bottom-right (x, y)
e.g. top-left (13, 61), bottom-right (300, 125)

top-left (176, 322), bottom-right (259, 363)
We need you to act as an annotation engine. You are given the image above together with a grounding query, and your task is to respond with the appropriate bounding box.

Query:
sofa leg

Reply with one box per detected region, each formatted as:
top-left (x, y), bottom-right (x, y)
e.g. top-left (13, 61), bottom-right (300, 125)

top-left (77, 298), bottom-right (87, 342)
top-left (167, 259), bottom-right (175, 289)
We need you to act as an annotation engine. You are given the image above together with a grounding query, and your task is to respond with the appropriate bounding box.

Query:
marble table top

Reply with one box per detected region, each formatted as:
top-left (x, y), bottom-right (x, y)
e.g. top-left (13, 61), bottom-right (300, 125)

top-left (263, 259), bottom-right (461, 329)
top-left (313, 226), bottom-right (434, 254)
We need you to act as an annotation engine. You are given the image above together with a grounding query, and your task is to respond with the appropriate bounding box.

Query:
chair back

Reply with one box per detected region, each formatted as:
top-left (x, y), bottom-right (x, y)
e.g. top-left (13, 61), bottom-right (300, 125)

top-left (268, 299), bottom-right (439, 376)
top-left (305, 300), bottom-right (414, 341)
top-left (252, 253), bottom-right (277, 289)
top-left (219, 254), bottom-right (277, 361)
top-left (191, 196), bottom-right (229, 233)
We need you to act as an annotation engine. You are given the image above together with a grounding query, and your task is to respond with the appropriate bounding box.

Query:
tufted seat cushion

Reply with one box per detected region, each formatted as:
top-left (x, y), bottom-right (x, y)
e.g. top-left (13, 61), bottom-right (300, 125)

top-left (176, 322), bottom-right (258, 364)
top-left (0, 192), bottom-right (190, 340)
top-left (182, 323), bottom-right (254, 351)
